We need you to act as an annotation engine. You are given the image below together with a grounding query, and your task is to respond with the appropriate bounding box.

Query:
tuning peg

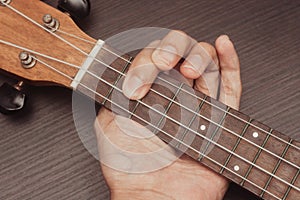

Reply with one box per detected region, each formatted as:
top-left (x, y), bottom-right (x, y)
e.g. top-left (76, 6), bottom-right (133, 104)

top-left (0, 81), bottom-right (26, 114)
top-left (57, 0), bottom-right (91, 19)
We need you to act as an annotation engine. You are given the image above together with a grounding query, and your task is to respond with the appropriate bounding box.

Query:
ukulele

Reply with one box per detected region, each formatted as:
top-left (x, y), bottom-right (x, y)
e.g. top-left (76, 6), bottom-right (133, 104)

top-left (0, 0), bottom-right (299, 199)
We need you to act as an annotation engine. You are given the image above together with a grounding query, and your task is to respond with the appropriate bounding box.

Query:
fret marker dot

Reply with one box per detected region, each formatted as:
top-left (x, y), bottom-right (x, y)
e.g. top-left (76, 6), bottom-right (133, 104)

top-left (252, 132), bottom-right (259, 138)
top-left (234, 165), bottom-right (240, 172)
top-left (200, 125), bottom-right (206, 131)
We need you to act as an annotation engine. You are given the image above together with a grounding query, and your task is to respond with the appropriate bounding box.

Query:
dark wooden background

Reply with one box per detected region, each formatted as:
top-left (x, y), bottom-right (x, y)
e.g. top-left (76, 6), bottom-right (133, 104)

top-left (0, 0), bottom-right (299, 199)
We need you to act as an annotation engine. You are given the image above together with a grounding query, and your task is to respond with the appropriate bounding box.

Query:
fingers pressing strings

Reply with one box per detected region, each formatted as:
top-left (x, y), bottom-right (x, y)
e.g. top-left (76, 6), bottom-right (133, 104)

top-left (122, 31), bottom-right (241, 112)
top-left (123, 30), bottom-right (219, 100)
top-left (123, 30), bottom-right (196, 99)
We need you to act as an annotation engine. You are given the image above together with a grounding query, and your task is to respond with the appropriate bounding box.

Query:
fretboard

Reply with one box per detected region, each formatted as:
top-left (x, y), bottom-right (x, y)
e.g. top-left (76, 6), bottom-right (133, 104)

top-left (74, 43), bottom-right (300, 200)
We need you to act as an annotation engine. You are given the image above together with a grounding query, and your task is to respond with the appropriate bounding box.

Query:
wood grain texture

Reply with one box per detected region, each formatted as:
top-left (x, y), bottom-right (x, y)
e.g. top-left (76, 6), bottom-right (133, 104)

top-left (0, 0), bottom-right (299, 200)
top-left (0, 0), bottom-right (95, 87)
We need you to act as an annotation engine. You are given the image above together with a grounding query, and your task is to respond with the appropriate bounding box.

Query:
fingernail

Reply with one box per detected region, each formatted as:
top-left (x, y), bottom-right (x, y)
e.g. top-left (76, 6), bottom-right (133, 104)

top-left (220, 35), bottom-right (231, 46)
top-left (183, 55), bottom-right (204, 75)
top-left (183, 65), bottom-right (198, 76)
top-left (153, 45), bottom-right (177, 66)
top-left (123, 75), bottom-right (144, 99)
top-left (222, 35), bottom-right (230, 40)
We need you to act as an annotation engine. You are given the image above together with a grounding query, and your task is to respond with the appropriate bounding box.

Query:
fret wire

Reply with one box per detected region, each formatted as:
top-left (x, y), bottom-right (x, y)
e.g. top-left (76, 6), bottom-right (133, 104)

top-left (30, 55), bottom-right (285, 199)
top-left (219, 118), bottom-right (252, 174)
top-left (198, 107), bottom-right (230, 161)
top-left (102, 57), bottom-right (133, 105)
top-left (283, 168), bottom-right (300, 200)
top-left (2, 2), bottom-right (299, 191)
top-left (128, 101), bottom-right (140, 119)
top-left (153, 83), bottom-right (184, 135)
top-left (241, 129), bottom-right (272, 186)
top-left (260, 138), bottom-right (293, 198)
top-left (5, 0), bottom-right (298, 154)
top-left (175, 95), bottom-right (207, 149)
top-left (2, 3), bottom-right (299, 169)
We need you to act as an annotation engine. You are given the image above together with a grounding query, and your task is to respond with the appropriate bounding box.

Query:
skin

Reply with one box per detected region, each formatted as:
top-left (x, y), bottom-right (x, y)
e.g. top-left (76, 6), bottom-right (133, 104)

top-left (95, 31), bottom-right (242, 200)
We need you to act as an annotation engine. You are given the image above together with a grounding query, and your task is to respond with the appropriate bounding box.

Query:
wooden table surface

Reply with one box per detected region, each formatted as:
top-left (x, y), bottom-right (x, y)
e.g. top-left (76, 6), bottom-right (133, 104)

top-left (0, 0), bottom-right (299, 199)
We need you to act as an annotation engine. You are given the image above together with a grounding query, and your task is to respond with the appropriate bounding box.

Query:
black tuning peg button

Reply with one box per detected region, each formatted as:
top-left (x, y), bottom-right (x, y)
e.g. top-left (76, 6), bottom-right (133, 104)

top-left (0, 81), bottom-right (26, 114)
top-left (58, 0), bottom-right (91, 19)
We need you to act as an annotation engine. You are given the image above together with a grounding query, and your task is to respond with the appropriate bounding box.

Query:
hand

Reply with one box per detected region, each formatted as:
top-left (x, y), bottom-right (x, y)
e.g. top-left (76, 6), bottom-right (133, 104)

top-left (95, 31), bottom-right (242, 200)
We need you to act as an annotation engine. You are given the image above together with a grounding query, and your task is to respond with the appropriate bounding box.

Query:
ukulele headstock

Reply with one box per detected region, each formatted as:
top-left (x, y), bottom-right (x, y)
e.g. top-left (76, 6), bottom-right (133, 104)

top-left (0, 0), bottom-right (95, 88)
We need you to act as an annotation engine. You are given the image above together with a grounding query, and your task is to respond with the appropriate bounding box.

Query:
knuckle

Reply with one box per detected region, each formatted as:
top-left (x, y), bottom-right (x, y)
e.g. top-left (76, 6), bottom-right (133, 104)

top-left (198, 42), bottom-right (217, 57)
top-left (197, 42), bottom-right (219, 65)
top-left (223, 83), bottom-right (235, 96)
top-left (222, 79), bottom-right (242, 97)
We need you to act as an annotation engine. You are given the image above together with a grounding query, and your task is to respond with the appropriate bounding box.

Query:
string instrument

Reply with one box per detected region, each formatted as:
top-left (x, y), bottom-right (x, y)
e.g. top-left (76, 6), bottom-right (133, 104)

top-left (0, 0), bottom-right (299, 199)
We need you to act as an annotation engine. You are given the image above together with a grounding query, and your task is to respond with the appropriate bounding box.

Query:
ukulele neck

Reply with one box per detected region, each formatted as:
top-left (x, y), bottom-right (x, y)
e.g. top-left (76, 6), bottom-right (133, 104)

top-left (1, 1), bottom-right (299, 199)
top-left (73, 41), bottom-right (300, 200)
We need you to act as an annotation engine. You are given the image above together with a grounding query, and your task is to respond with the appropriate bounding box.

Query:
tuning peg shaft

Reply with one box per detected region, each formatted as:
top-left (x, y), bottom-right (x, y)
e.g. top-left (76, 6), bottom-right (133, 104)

top-left (57, 0), bottom-right (91, 19)
top-left (0, 81), bottom-right (26, 114)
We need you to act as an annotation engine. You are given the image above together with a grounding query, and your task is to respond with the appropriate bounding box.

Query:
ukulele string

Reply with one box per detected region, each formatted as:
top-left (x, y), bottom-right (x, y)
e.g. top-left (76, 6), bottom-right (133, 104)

top-left (56, 29), bottom-right (95, 45)
top-left (28, 59), bottom-right (283, 200)
top-left (4, 0), bottom-right (298, 153)
top-left (78, 79), bottom-right (282, 200)
top-left (2, 37), bottom-right (299, 177)
top-left (0, 40), bottom-right (82, 70)
top-left (52, 29), bottom-right (300, 169)
top-left (45, 30), bottom-right (300, 170)
top-left (1, 1), bottom-right (299, 192)
top-left (55, 20), bottom-right (300, 153)
top-left (1, 5), bottom-right (298, 189)
top-left (0, 38), bottom-right (297, 195)
top-left (0, 40), bottom-right (292, 197)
